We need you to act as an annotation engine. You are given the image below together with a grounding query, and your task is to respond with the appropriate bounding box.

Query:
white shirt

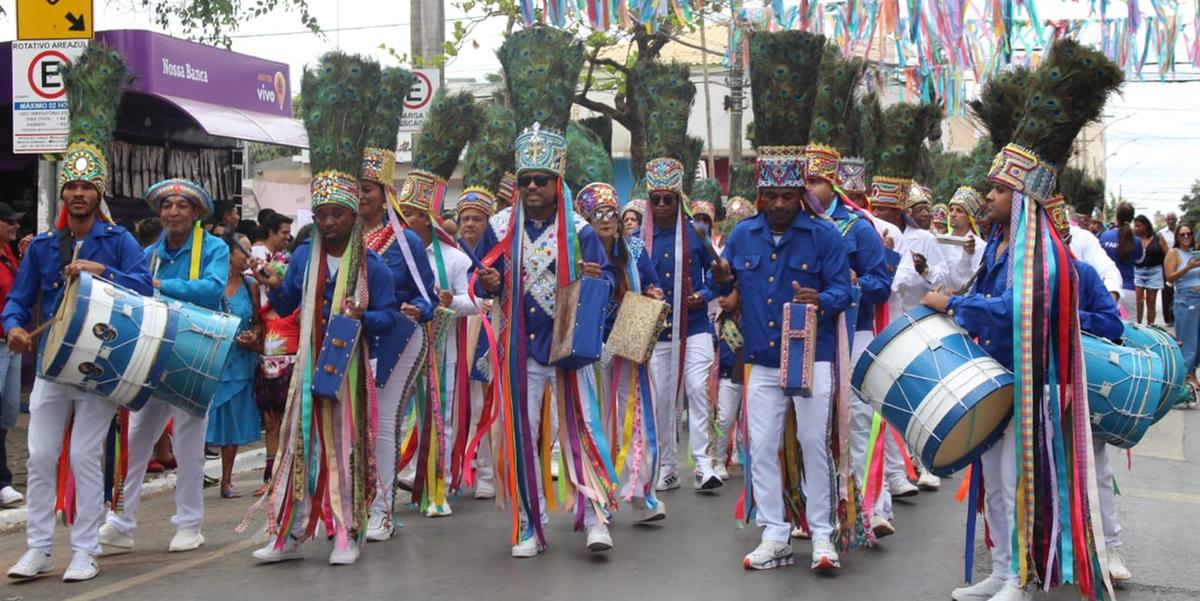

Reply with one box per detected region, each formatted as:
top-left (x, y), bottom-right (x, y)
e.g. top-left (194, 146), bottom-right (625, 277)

top-left (1160, 227), bottom-right (1175, 249)
top-left (941, 233), bottom-right (984, 292)
top-left (890, 224), bottom-right (950, 318)
top-left (1070, 225), bottom-right (1122, 294)
top-left (426, 239), bottom-right (478, 362)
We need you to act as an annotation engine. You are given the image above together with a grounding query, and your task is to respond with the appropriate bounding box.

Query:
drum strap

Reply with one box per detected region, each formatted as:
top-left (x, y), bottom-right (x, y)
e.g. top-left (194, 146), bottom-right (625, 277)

top-left (56, 229), bottom-right (74, 273)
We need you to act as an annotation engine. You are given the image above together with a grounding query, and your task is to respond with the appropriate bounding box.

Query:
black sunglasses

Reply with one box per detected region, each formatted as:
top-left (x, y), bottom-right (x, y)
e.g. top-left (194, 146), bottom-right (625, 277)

top-left (517, 174), bottom-right (553, 188)
top-left (649, 193), bottom-right (676, 206)
top-left (1179, 231), bottom-right (1193, 237)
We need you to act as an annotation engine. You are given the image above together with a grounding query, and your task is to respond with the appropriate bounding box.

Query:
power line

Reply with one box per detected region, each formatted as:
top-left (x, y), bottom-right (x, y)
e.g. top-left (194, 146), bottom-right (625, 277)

top-left (228, 16), bottom-right (479, 39)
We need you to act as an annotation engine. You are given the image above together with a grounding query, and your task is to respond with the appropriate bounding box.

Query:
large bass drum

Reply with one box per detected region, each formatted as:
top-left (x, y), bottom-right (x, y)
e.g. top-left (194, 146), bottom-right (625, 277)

top-left (851, 306), bottom-right (1013, 476)
top-left (1082, 332), bottom-right (1162, 448)
top-left (1120, 323), bottom-right (1189, 421)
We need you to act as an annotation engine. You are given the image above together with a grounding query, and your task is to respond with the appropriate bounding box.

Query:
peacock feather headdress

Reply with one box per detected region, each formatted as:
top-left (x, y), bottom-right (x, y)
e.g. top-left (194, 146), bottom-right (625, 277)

top-left (459, 103), bottom-right (518, 217)
top-left (806, 45), bottom-right (865, 184)
top-left (565, 121), bottom-right (613, 197)
top-left (682, 136), bottom-right (704, 196)
top-left (60, 45), bottom-right (128, 197)
top-left (867, 102), bottom-right (940, 209)
top-left (748, 30), bottom-right (825, 189)
top-left (635, 61), bottom-right (696, 163)
top-left (361, 66), bottom-right (415, 189)
top-left (400, 90), bottom-right (481, 214)
top-left (302, 52), bottom-right (380, 211)
top-left (499, 27), bottom-right (584, 177)
top-left (969, 67), bottom-right (1031, 153)
top-left (690, 178), bottom-right (722, 220)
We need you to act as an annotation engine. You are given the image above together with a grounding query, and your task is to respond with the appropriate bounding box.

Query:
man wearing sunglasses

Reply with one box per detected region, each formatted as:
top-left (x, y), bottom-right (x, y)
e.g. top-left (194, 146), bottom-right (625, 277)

top-left (640, 157), bottom-right (723, 493)
top-left (473, 123), bottom-right (618, 557)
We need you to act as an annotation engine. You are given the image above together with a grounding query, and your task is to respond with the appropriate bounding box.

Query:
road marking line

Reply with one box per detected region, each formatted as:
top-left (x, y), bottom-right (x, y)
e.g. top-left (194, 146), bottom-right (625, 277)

top-left (59, 538), bottom-right (257, 601)
top-left (1124, 490), bottom-right (1200, 505)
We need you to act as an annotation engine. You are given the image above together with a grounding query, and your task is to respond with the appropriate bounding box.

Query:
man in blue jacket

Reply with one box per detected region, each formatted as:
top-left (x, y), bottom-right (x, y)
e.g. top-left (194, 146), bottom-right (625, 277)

top-left (100, 179), bottom-right (228, 557)
top-left (4, 158), bottom-right (152, 582)
top-left (718, 146), bottom-right (853, 573)
top-left (641, 157), bottom-right (722, 492)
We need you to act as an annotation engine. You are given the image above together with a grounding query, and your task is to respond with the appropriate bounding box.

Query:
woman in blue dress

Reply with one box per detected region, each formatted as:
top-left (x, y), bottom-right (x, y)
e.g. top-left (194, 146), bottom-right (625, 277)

top-left (206, 233), bottom-right (263, 498)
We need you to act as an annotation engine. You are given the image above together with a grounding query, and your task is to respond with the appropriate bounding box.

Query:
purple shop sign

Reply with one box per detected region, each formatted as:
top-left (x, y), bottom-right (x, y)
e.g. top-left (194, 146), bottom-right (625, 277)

top-left (96, 30), bottom-right (292, 117)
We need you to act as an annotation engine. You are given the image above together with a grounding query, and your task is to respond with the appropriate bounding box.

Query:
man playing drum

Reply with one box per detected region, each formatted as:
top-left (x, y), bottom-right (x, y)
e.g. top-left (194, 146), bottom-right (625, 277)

top-left (99, 179), bottom-right (228, 556)
top-left (4, 46), bottom-right (153, 583)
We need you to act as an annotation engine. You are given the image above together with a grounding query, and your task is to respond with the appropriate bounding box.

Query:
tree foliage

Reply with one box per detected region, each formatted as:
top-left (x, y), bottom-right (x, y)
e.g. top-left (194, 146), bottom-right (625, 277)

top-left (1058, 166), bottom-right (1106, 217)
top-left (138, 0), bottom-right (320, 48)
top-left (925, 140), bottom-right (993, 205)
top-left (1178, 180), bottom-right (1200, 227)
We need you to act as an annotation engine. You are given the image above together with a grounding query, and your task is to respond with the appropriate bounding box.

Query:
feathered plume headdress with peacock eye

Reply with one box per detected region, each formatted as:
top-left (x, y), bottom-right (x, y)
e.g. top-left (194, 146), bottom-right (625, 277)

top-left (458, 103), bottom-right (517, 219)
top-left (361, 67), bottom-right (415, 191)
top-left (302, 52), bottom-right (380, 212)
top-left (500, 27), bottom-right (585, 178)
top-left (59, 45), bottom-right (128, 203)
top-left (987, 39), bottom-right (1123, 203)
top-left (565, 121), bottom-right (613, 198)
top-left (806, 45), bottom-right (865, 186)
top-left (866, 102), bottom-right (940, 209)
top-left (399, 89), bottom-right (480, 215)
top-left (689, 178), bottom-right (722, 221)
top-left (969, 66), bottom-right (1031, 154)
top-left (635, 61), bottom-right (696, 196)
top-left (747, 30), bottom-right (826, 190)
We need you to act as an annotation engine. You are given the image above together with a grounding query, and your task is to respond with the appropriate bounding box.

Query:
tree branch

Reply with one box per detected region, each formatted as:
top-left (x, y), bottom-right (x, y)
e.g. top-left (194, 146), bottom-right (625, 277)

top-left (574, 93), bottom-right (634, 129)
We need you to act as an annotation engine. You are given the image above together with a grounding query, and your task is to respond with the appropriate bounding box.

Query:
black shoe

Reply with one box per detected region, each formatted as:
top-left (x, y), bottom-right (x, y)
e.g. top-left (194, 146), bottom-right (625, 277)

top-left (695, 473), bottom-right (723, 491)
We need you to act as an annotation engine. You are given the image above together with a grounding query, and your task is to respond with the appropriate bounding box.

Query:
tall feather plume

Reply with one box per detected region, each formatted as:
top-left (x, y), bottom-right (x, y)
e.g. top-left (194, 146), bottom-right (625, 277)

top-left (413, 90), bottom-right (481, 180)
top-left (728, 162), bottom-right (758, 200)
top-left (691, 178), bottom-right (723, 216)
top-left (565, 121), bottom-right (613, 193)
top-left (969, 67), bottom-right (1031, 153)
top-left (63, 45), bottom-right (128, 152)
top-left (682, 136), bottom-right (704, 195)
top-left (301, 52), bottom-right (380, 175)
top-left (747, 30), bottom-right (826, 147)
top-left (498, 27), bottom-right (585, 132)
top-left (915, 104), bottom-right (945, 183)
top-left (363, 66), bottom-right (415, 151)
top-left (875, 103), bottom-right (939, 180)
top-left (1012, 38), bottom-right (1124, 167)
top-left (809, 45), bottom-right (865, 153)
top-left (859, 92), bottom-right (884, 175)
top-left (635, 61), bottom-right (696, 161)
top-left (629, 179), bottom-right (648, 202)
top-left (462, 103), bottom-right (517, 192)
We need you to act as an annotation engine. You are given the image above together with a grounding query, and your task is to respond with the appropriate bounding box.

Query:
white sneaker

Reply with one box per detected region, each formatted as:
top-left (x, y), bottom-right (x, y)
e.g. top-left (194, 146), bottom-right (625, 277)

top-left (811, 539), bottom-right (840, 571)
top-left (7, 548), bottom-right (52, 579)
top-left (950, 575), bottom-right (1006, 601)
top-left (743, 539), bottom-right (793, 570)
top-left (888, 475), bottom-right (920, 498)
top-left (585, 524), bottom-right (613, 552)
top-left (168, 527), bottom-right (205, 552)
top-left (989, 583), bottom-right (1032, 601)
top-left (511, 532), bottom-right (539, 558)
top-left (0, 486), bottom-right (23, 507)
top-left (98, 522), bottom-right (134, 553)
top-left (61, 551), bottom-right (98, 582)
top-left (655, 472), bottom-right (680, 492)
top-left (917, 469), bottom-right (941, 491)
top-left (713, 463), bottom-right (730, 481)
top-left (252, 538), bottom-right (304, 563)
top-left (1108, 546), bottom-right (1131, 582)
top-left (870, 515), bottom-right (896, 538)
top-left (425, 502), bottom-right (452, 517)
top-left (328, 541), bottom-right (360, 565)
top-left (632, 497), bottom-right (666, 523)
top-left (366, 511), bottom-right (395, 542)
top-left (474, 478), bottom-right (495, 499)
top-left (694, 472), bottom-right (723, 491)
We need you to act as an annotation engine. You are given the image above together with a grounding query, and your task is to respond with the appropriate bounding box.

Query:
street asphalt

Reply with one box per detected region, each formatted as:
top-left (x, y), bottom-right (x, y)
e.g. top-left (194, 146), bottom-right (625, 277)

top-left (1, 405), bottom-right (1197, 601)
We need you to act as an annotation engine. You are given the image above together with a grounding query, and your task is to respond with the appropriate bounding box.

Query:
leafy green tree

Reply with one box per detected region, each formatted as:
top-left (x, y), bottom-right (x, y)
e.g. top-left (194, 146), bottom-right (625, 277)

top-left (1178, 180), bottom-right (1200, 226)
top-left (140, 0), bottom-right (320, 47)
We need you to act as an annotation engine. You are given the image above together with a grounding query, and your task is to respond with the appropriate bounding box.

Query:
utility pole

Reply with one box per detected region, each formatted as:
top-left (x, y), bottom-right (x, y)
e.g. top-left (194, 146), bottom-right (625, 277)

top-left (727, 1), bottom-right (745, 165)
top-left (411, 0), bottom-right (446, 84)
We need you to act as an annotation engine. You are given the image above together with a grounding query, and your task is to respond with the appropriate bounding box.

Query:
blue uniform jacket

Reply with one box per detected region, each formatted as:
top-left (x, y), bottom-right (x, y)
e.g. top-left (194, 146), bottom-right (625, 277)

top-left (830, 201), bottom-right (896, 332)
top-left (720, 211), bottom-right (853, 367)
top-left (946, 232), bottom-right (1123, 370)
top-left (602, 237), bottom-right (661, 338)
top-left (147, 231), bottom-right (229, 310)
top-left (3, 220), bottom-right (152, 335)
top-left (380, 225), bottom-right (437, 323)
top-left (473, 215), bottom-right (615, 366)
top-left (641, 218), bottom-right (717, 342)
top-left (266, 240), bottom-right (398, 356)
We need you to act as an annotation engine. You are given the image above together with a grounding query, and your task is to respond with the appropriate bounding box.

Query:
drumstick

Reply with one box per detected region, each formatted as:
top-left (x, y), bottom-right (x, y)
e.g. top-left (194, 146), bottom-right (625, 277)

top-left (27, 318), bottom-right (57, 339)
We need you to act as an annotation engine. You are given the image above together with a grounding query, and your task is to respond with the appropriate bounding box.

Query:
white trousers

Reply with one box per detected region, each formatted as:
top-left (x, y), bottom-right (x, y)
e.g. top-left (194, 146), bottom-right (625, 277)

top-left (747, 363), bottom-right (835, 543)
top-left (651, 333), bottom-right (716, 478)
top-left (469, 381), bottom-right (493, 483)
top-left (1093, 438), bottom-right (1122, 548)
top-left (107, 399), bottom-right (208, 536)
top-left (603, 357), bottom-right (652, 500)
top-left (714, 378), bottom-right (742, 465)
top-left (371, 328), bottom-right (425, 514)
top-left (848, 329), bottom-right (895, 519)
top-left (25, 378), bottom-right (116, 556)
top-left (521, 359), bottom-right (598, 529)
top-left (979, 420), bottom-right (1018, 584)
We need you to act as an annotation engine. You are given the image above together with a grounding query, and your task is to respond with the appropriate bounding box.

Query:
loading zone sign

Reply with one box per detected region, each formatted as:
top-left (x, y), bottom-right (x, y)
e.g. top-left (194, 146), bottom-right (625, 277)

top-left (398, 69), bottom-right (441, 133)
top-left (11, 40), bottom-right (89, 154)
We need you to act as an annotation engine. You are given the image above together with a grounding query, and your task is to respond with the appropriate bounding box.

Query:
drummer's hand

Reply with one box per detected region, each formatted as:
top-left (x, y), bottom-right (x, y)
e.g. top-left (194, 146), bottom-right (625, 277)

top-left (343, 300), bottom-right (365, 320)
top-left (643, 285), bottom-right (664, 300)
top-left (791, 281), bottom-right (820, 306)
top-left (912, 253), bottom-right (928, 276)
top-left (920, 291), bottom-right (951, 313)
top-left (578, 261), bottom-right (601, 279)
top-left (881, 230), bottom-right (895, 250)
top-left (478, 267), bottom-right (501, 293)
top-left (686, 292), bottom-right (705, 309)
top-left (17, 234), bottom-right (32, 256)
top-left (65, 260), bottom-right (106, 277)
top-left (1111, 291), bottom-right (1120, 303)
top-left (235, 329), bottom-right (258, 348)
top-left (711, 259), bottom-right (733, 284)
top-left (400, 303), bottom-right (421, 321)
top-left (718, 288), bottom-right (740, 313)
top-left (152, 278), bottom-right (162, 289)
top-left (6, 328), bottom-right (31, 353)
top-left (964, 235), bottom-right (976, 256)
top-left (438, 289), bottom-right (454, 308)
top-left (252, 261), bottom-right (282, 289)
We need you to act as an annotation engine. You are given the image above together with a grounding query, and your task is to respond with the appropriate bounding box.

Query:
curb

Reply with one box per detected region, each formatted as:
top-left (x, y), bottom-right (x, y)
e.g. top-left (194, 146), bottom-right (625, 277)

top-left (0, 447), bottom-right (268, 532)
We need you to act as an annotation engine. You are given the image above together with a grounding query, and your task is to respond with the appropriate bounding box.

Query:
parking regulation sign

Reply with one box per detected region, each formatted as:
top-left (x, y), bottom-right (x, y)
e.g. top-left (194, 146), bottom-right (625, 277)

top-left (11, 39), bottom-right (89, 154)
top-left (398, 69), bottom-right (441, 133)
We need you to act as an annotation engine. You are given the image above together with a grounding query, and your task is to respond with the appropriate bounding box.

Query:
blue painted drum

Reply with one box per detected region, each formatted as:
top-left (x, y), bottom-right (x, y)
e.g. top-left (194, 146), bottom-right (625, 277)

top-left (40, 272), bottom-right (175, 410)
top-left (1120, 322), bottom-right (1189, 421)
top-left (1082, 332), bottom-right (1162, 448)
top-left (152, 299), bottom-right (241, 417)
top-left (850, 306), bottom-right (1014, 476)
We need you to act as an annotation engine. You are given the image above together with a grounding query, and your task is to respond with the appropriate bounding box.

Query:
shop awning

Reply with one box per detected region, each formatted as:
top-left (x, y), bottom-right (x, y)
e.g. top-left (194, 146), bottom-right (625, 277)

top-left (156, 94), bottom-right (307, 148)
